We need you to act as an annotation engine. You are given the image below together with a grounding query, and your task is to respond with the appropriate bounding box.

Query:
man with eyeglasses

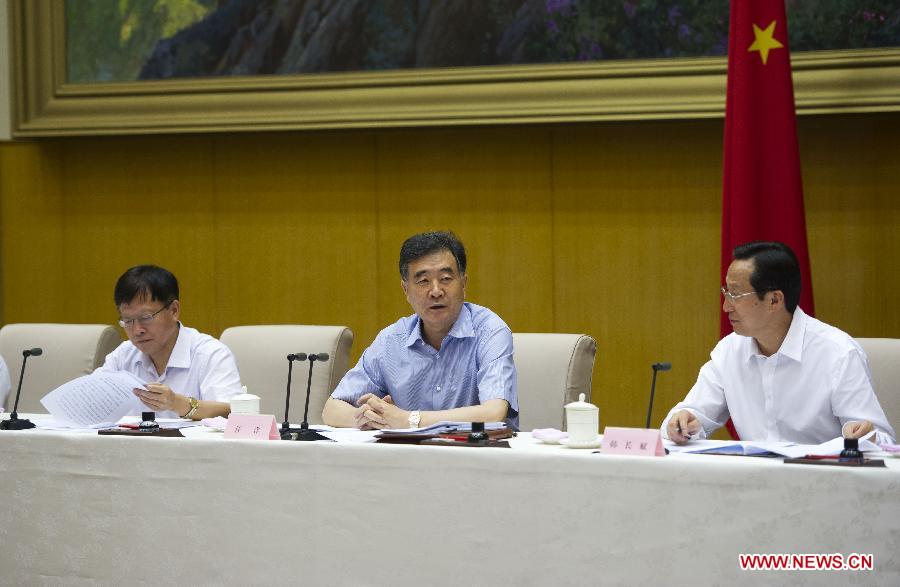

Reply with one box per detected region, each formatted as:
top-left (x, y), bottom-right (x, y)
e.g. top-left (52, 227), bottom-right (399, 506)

top-left (94, 265), bottom-right (242, 420)
top-left (663, 241), bottom-right (894, 445)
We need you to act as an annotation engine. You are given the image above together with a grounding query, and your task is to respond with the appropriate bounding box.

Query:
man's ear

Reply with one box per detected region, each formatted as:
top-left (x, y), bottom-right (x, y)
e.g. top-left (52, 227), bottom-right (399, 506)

top-left (461, 273), bottom-right (468, 292)
top-left (400, 279), bottom-right (409, 297)
top-left (170, 299), bottom-right (181, 321)
top-left (769, 290), bottom-right (784, 310)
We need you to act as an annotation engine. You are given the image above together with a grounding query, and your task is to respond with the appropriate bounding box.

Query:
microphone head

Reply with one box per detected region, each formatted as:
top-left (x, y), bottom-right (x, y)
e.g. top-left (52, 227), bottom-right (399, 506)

top-left (24, 347), bottom-right (43, 357)
top-left (287, 353), bottom-right (308, 362)
top-left (309, 353), bottom-right (329, 362)
top-left (652, 362), bottom-right (672, 372)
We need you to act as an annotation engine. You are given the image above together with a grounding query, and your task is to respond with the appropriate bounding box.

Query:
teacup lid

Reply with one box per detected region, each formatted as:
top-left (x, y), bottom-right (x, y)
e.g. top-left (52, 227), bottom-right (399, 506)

top-left (231, 392), bottom-right (260, 402)
top-left (564, 393), bottom-right (597, 411)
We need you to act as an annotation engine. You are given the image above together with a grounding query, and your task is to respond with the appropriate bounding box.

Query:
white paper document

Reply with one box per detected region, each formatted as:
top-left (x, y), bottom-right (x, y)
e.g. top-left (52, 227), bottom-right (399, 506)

top-left (40, 371), bottom-right (147, 428)
top-left (802, 436), bottom-right (880, 456)
top-left (382, 421), bottom-right (507, 434)
top-left (666, 439), bottom-right (807, 458)
top-left (665, 436), bottom-right (881, 459)
top-left (317, 428), bottom-right (380, 443)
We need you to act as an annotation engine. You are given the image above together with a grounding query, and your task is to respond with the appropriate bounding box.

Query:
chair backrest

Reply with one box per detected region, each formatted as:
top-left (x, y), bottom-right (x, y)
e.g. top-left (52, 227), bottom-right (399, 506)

top-left (0, 323), bottom-right (122, 413)
top-left (219, 325), bottom-right (353, 424)
top-left (855, 338), bottom-right (900, 434)
top-left (512, 333), bottom-right (597, 431)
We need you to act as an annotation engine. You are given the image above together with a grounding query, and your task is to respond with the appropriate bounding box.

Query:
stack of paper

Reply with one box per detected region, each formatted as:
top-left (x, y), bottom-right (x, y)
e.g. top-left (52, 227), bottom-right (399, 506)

top-left (40, 370), bottom-right (148, 428)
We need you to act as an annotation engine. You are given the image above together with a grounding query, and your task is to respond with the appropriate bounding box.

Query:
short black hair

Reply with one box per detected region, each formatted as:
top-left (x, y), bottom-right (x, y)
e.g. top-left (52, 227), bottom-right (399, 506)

top-left (732, 241), bottom-right (801, 313)
top-left (399, 231), bottom-right (467, 280)
top-left (114, 265), bottom-right (179, 307)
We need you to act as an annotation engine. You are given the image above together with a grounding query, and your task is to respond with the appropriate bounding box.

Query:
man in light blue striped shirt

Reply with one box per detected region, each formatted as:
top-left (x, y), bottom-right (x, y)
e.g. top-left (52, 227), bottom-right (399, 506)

top-left (323, 231), bottom-right (518, 430)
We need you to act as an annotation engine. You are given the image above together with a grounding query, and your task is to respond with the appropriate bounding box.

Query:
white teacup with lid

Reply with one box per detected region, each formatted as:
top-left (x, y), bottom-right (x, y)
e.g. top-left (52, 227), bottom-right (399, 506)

top-left (230, 386), bottom-right (260, 415)
top-left (564, 393), bottom-right (599, 444)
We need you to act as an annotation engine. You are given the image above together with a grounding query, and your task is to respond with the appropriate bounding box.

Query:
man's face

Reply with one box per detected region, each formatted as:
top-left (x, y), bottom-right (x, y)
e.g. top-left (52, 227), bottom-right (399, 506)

top-left (118, 295), bottom-right (180, 359)
top-left (722, 258), bottom-right (772, 337)
top-left (401, 249), bottom-right (467, 337)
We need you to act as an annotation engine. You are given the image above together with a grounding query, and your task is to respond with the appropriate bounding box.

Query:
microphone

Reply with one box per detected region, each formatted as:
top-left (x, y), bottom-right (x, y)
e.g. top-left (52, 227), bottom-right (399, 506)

top-left (280, 353), bottom-right (307, 440)
top-left (645, 361), bottom-right (672, 429)
top-left (294, 353), bottom-right (330, 442)
top-left (1, 348), bottom-right (43, 431)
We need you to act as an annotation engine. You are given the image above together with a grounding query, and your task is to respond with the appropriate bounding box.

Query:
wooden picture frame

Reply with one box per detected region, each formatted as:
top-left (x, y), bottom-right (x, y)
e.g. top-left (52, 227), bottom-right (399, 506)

top-left (10, 0), bottom-right (900, 137)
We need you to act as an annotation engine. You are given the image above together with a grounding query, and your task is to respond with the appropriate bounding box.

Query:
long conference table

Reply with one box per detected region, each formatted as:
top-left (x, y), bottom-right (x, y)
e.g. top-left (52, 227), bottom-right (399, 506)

top-left (1, 416), bottom-right (898, 586)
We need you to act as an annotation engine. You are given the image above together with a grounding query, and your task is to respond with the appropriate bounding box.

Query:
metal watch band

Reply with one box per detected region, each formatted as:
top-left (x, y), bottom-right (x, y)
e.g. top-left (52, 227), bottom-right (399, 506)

top-left (183, 397), bottom-right (200, 419)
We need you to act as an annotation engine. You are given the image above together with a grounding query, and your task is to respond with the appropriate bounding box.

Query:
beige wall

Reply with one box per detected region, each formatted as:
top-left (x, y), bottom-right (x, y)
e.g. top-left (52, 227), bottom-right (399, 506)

top-left (1, 114), bottom-right (898, 429)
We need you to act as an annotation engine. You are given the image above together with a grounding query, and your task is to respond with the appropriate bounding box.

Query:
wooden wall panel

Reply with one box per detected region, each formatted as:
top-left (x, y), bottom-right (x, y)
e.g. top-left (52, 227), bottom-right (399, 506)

top-left (552, 120), bottom-right (723, 428)
top-left (0, 113), bottom-right (897, 429)
top-left (376, 128), bottom-right (555, 334)
top-left (59, 135), bottom-right (218, 331)
top-left (800, 115), bottom-right (900, 337)
top-left (212, 132), bottom-right (379, 346)
top-left (0, 143), bottom-right (66, 322)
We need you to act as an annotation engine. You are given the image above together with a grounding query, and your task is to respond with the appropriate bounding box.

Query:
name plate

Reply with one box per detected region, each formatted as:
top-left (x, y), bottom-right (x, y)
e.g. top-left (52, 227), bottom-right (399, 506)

top-left (224, 414), bottom-right (279, 440)
top-left (601, 427), bottom-right (665, 457)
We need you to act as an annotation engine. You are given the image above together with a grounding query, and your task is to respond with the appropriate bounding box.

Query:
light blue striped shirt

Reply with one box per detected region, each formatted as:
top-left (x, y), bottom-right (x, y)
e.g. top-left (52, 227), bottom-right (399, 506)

top-left (331, 302), bottom-right (518, 428)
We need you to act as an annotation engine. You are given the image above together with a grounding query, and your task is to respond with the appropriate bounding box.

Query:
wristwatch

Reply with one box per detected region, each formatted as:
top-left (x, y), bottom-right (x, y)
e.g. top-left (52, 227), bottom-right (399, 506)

top-left (182, 396), bottom-right (200, 419)
top-left (408, 410), bottom-right (421, 429)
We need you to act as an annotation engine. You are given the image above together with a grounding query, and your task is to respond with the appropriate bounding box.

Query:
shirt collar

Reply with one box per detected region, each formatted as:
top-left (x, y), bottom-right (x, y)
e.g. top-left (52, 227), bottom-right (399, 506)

top-left (742, 307), bottom-right (807, 364)
top-left (404, 303), bottom-right (474, 348)
top-left (777, 307), bottom-right (807, 362)
top-left (138, 322), bottom-right (190, 373)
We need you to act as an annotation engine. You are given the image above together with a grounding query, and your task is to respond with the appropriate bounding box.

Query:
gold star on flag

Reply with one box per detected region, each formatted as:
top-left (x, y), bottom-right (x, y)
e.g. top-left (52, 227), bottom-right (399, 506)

top-left (748, 20), bottom-right (784, 65)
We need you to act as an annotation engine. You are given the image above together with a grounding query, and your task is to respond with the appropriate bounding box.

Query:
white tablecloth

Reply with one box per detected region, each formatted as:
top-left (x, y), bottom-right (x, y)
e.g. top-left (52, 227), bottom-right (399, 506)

top-left (0, 425), bottom-right (898, 585)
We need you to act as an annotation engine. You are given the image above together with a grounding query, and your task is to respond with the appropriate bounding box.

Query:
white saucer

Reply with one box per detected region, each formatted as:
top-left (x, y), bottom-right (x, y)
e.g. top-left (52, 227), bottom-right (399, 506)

top-left (536, 436), bottom-right (566, 445)
top-left (560, 435), bottom-right (602, 449)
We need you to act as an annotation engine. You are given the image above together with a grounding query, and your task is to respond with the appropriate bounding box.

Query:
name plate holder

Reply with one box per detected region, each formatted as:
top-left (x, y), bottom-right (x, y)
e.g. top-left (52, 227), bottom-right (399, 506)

top-left (601, 427), bottom-right (665, 456)
top-left (224, 414), bottom-right (279, 440)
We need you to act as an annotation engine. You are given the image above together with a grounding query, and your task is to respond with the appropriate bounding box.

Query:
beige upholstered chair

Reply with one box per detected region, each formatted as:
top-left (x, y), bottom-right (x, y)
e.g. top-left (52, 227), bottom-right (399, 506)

top-left (0, 323), bottom-right (121, 413)
top-left (512, 333), bottom-right (597, 431)
top-left (220, 325), bottom-right (353, 424)
top-left (856, 338), bottom-right (900, 434)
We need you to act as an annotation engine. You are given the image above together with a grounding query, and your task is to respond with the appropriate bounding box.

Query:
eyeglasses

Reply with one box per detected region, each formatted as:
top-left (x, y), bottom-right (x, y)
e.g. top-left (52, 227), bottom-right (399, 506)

top-left (720, 287), bottom-right (757, 302)
top-left (118, 300), bottom-right (174, 329)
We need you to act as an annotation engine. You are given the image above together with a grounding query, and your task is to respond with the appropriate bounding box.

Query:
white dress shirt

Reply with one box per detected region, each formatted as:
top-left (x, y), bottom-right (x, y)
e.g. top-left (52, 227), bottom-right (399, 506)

top-left (0, 355), bottom-right (10, 411)
top-left (662, 308), bottom-right (895, 445)
top-left (95, 323), bottom-right (242, 418)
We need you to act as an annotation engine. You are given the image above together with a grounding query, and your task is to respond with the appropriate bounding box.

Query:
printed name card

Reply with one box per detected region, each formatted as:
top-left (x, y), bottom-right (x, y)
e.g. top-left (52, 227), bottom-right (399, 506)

top-left (601, 427), bottom-right (665, 457)
top-left (224, 414), bottom-right (279, 440)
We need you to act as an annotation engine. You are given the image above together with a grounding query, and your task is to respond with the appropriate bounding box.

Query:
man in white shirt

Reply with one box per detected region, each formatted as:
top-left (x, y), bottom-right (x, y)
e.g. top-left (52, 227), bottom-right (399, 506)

top-left (664, 241), bottom-right (895, 445)
top-left (95, 265), bottom-right (242, 420)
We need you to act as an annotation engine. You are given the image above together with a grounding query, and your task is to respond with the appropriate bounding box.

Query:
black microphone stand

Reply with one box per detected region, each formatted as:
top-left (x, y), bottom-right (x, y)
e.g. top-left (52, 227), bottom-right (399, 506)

top-left (645, 361), bottom-right (671, 429)
top-left (279, 353), bottom-right (306, 440)
top-left (1, 348), bottom-right (43, 430)
top-left (294, 354), bottom-right (329, 442)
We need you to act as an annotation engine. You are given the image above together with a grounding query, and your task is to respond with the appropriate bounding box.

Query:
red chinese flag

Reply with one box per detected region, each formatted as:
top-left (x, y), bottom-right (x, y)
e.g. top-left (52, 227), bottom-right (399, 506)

top-left (721, 0), bottom-right (815, 438)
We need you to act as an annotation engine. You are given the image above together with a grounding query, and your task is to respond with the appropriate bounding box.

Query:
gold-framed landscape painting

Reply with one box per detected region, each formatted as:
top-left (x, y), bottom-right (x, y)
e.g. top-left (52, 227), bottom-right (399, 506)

top-left (11, 0), bottom-right (900, 136)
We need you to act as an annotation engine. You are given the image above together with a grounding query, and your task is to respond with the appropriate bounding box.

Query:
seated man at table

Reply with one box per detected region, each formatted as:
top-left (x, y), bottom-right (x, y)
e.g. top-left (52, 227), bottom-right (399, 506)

top-left (95, 264), bottom-right (242, 420)
top-left (664, 241), bottom-right (895, 446)
top-left (323, 231), bottom-right (518, 430)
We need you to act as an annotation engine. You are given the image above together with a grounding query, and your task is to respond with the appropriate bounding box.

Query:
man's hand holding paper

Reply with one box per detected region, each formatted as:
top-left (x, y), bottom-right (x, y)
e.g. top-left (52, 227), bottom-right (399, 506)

top-left (133, 382), bottom-right (184, 414)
